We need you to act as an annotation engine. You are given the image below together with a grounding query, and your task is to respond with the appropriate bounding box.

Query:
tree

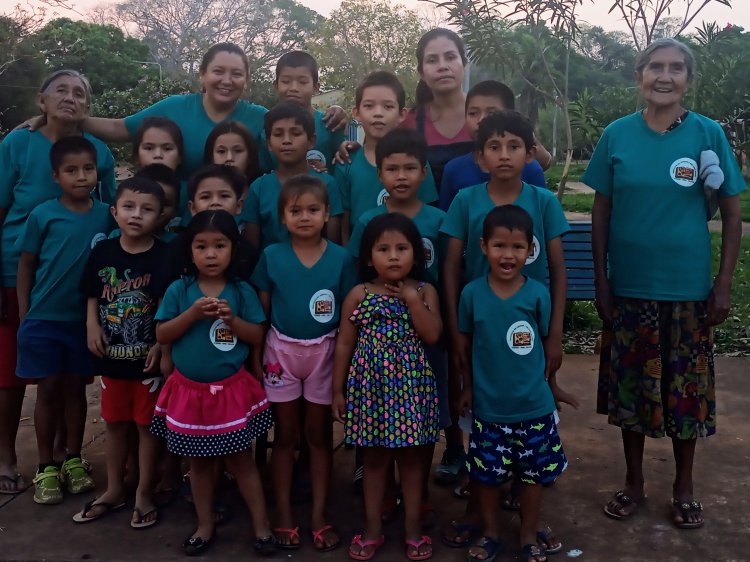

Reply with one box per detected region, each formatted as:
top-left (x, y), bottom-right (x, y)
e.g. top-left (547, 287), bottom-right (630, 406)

top-left (308, 0), bottom-right (427, 107)
top-left (113, 0), bottom-right (322, 77)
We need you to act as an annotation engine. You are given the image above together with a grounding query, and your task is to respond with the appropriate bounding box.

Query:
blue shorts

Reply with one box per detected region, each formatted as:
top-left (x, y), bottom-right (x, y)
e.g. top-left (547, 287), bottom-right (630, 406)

top-left (467, 413), bottom-right (567, 486)
top-left (424, 343), bottom-right (451, 429)
top-left (16, 319), bottom-right (93, 378)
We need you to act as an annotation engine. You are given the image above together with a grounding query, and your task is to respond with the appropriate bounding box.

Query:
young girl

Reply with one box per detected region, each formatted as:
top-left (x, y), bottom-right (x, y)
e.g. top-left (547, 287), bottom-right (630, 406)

top-left (251, 175), bottom-right (355, 552)
top-left (333, 213), bottom-right (442, 561)
top-left (204, 120), bottom-right (261, 202)
top-left (151, 210), bottom-right (275, 556)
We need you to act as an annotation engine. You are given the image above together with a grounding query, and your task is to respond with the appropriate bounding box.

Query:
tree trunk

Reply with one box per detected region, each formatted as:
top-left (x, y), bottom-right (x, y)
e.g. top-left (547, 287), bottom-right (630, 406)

top-left (556, 100), bottom-right (573, 201)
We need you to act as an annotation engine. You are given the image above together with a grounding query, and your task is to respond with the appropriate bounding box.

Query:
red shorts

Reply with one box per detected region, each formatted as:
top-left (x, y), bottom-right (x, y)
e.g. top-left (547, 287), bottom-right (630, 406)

top-left (0, 288), bottom-right (26, 389)
top-left (100, 376), bottom-right (163, 426)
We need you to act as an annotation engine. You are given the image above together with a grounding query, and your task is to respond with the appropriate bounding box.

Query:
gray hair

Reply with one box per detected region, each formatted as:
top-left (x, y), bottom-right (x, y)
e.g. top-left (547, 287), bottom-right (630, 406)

top-left (38, 69), bottom-right (93, 107)
top-left (635, 38), bottom-right (696, 81)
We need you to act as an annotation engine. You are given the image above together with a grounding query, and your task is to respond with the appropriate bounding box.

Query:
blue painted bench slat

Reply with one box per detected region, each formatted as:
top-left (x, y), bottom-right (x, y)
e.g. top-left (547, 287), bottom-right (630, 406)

top-left (563, 221), bottom-right (595, 301)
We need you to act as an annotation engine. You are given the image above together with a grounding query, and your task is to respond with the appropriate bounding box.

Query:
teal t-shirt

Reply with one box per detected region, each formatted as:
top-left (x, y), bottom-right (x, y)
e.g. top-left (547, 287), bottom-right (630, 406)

top-left (0, 129), bottom-right (116, 287)
top-left (262, 110), bottom-right (346, 170)
top-left (441, 182), bottom-right (569, 284)
top-left (458, 276), bottom-right (555, 423)
top-left (582, 111), bottom-right (747, 301)
top-left (251, 241), bottom-right (356, 339)
top-left (16, 198), bottom-right (112, 322)
top-left (240, 170), bottom-right (343, 248)
top-left (348, 204), bottom-right (446, 286)
top-left (155, 278), bottom-right (266, 382)
top-left (124, 93), bottom-right (268, 180)
top-left (333, 149), bottom-right (438, 230)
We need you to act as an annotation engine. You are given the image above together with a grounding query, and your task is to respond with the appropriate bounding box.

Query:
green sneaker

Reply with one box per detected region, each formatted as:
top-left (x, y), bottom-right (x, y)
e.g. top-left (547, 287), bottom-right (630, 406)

top-left (61, 457), bottom-right (95, 495)
top-left (33, 466), bottom-right (63, 505)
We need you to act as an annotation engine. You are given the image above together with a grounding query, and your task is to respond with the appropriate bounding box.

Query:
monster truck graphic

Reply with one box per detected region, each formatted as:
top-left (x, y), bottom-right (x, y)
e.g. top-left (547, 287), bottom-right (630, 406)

top-left (102, 292), bottom-right (153, 346)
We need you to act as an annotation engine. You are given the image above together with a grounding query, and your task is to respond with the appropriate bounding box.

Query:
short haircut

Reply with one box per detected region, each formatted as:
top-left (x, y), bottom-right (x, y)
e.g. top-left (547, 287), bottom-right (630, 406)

top-left (466, 80), bottom-right (516, 112)
top-left (115, 176), bottom-right (166, 211)
top-left (132, 116), bottom-right (184, 165)
top-left (203, 120), bottom-right (260, 183)
top-left (358, 213), bottom-right (425, 282)
top-left (375, 129), bottom-right (428, 168)
top-left (476, 110), bottom-right (535, 152)
top-left (187, 164), bottom-right (246, 201)
top-left (355, 71), bottom-right (406, 110)
top-left (49, 136), bottom-right (97, 172)
top-left (275, 51), bottom-right (319, 83)
top-left (278, 174), bottom-right (329, 218)
top-left (482, 205), bottom-right (533, 244)
top-left (135, 164), bottom-right (181, 205)
top-left (264, 101), bottom-right (315, 139)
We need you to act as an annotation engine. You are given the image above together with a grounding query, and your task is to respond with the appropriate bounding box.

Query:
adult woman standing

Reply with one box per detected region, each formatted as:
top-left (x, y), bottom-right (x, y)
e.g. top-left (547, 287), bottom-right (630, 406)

top-left (0, 70), bottom-right (116, 494)
top-left (583, 38), bottom-right (745, 529)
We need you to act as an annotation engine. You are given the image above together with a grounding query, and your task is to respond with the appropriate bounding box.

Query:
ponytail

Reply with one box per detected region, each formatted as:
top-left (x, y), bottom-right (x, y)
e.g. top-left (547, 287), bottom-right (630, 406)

top-left (415, 79), bottom-right (434, 108)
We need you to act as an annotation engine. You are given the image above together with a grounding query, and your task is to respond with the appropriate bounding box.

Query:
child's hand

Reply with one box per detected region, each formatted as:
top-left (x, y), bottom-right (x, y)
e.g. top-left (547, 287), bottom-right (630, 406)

top-left (144, 344), bottom-right (161, 373)
top-left (321, 105), bottom-right (348, 131)
top-left (308, 160), bottom-right (328, 174)
top-left (216, 299), bottom-right (235, 325)
top-left (333, 140), bottom-right (361, 165)
top-left (456, 387), bottom-right (472, 418)
top-left (544, 336), bottom-right (563, 380)
top-left (332, 393), bottom-right (347, 423)
top-left (550, 379), bottom-right (580, 410)
top-left (190, 296), bottom-right (221, 320)
top-left (160, 351), bottom-right (174, 378)
top-left (384, 279), bottom-right (421, 304)
top-left (87, 324), bottom-right (108, 358)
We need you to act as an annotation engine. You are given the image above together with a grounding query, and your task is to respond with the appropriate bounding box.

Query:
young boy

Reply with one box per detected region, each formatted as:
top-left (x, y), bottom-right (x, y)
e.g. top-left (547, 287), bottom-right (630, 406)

top-left (136, 163), bottom-right (182, 240)
top-left (15, 136), bottom-right (113, 505)
top-left (458, 205), bottom-right (568, 562)
top-left (334, 71), bottom-right (438, 240)
top-left (439, 80), bottom-right (548, 212)
top-left (272, 50), bottom-right (346, 168)
top-left (242, 102), bottom-right (343, 248)
top-left (74, 176), bottom-right (172, 527)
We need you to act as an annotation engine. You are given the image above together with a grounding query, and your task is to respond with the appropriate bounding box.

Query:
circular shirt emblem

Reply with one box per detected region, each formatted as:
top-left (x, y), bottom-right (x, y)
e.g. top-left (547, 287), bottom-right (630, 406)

top-left (670, 158), bottom-right (698, 187)
top-left (377, 188), bottom-right (390, 206)
top-left (506, 320), bottom-right (535, 356)
top-left (309, 289), bottom-right (335, 323)
top-left (525, 235), bottom-right (541, 265)
top-left (209, 319), bottom-right (237, 351)
top-left (422, 237), bottom-right (435, 269)
top-left (306, 149), bottom-right (326, 166)
top-left (91, 232), bottom-right (106, 248)
top-left (166, 216), bottom-right (182, 232)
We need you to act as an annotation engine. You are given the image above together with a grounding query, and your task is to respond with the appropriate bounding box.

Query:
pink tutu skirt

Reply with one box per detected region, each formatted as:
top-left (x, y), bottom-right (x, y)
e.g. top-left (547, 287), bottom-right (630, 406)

top-left (151, 368), bottom-right (273, 457)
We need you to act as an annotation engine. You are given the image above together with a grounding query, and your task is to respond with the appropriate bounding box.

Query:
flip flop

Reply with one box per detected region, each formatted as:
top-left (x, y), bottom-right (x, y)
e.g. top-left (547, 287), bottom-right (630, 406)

top-left (405, 535), bottom-right (433, 561)
top-left (441, 520), bottom-right (480, 548)
top-left (312, 524), bottom-right (340, 552)
top-left (349, 534), bottom-right (385, 561)
top-left (603, 489), bottom-right (645, 520)
top-left (672, 499), bottom-right (704, 529)
top-left (536, 526), bottom-right (562, 554)
top-left (72, 499), bottom-right (126, 523)
top-left (0, 473), bottom-right (26, 495)
top-left (131, 506), bottom-right (159, 529)
top-left (468, 536), bottom-right (503, 562)
top-left (522, 543), bottom-right (547, 562)
top-left (273, 526), bottom-right (301, 550)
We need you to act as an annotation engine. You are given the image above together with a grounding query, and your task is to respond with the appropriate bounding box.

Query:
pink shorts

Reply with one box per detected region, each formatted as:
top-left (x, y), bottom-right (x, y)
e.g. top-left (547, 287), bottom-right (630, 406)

top-left (262, 326), bottom-right (336, 405)
top-left (0, 288), bottom-right (26, 389)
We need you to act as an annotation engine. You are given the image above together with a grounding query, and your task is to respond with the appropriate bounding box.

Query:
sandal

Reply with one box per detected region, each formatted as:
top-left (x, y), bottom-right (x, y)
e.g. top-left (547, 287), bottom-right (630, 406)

top-left (273, 526), bottom-right (301, 549)
top-left (468, 536), bottom-right (503, 562)
top-left (0, 473), bottom-right (26, 495)
top-left (312, 524), bottom-right (340, 552)
top-left (72, 499), bottom-right (126, 523)
top-left (672, 498), bottom-right (704, 529)
top-left (183, 534), bottom-right (214, 556)
top-left (349, 534), bottom-right (385, 561)
top-left (522, 543), bottom-right (547, 562)
top-left (254, 535), bottom-right (276, 556)
top-left (131, 506), bottom-right (158, 529)
top-left (603, 489), bottom-right (644, 520)
top-left (536, 526), bottom-right (562, 554)
top-left (441, 519), bottom-right (480, 548)
top-left (405, 535), bottom-right (432, 561)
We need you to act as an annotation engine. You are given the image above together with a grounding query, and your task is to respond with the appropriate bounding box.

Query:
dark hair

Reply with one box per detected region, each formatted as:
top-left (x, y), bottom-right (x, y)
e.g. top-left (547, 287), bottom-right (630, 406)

top-left (355, 70), bottom-right (406, 110)
top-left (278, 174), bottom-right (329, 218)
top-left (415, 28), bottom-right (468, 107)
top-left (199, 42), bottom-right (249, 75)
top-left (476, 110), bottom-right (535, 152)
top-left (203, 121), bottom-right (260, 183)
top-left (115, 176), bottom-right (166, 211)
top-left (275, 51), bottom-right (319, 83)
top-left (264, 101), bottom-right (315, 139)
top-left (466, 80), bottom-right (515, 112)
top-left (375, 129), bottom-right (428, 168)
top-left (482, 205), bottom-right (533, 245)
top-left (132, 117), bottom-right (184, 166)
top-left (187, 164), bottom-right (246, 201)
top-left (134, 164), bottom-right (181, 206)
top-left (183, 210), bottom-right (242, 279)
top-left (49, 136), bottom-right (97, 172)
top-left (358, 213), bottom-right (425, 282)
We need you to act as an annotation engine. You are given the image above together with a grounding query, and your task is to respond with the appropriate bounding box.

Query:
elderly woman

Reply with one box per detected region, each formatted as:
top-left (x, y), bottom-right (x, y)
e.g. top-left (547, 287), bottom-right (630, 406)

top-left (0, 69), bottom-right (116, 494)
top-left (583, 38), bottom-right (745, 529)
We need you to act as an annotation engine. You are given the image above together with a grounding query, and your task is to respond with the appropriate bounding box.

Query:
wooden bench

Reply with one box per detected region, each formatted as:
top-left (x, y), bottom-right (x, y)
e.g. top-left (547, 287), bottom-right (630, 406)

top-left (563, 221), bottom-right (595, 301)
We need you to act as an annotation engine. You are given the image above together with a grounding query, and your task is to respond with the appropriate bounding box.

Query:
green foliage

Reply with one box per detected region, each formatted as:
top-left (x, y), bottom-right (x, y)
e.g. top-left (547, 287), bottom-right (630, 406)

top-left (560, 192), bottom-right (593, 214)
top-left (712, 233), bottom-right (750, 355)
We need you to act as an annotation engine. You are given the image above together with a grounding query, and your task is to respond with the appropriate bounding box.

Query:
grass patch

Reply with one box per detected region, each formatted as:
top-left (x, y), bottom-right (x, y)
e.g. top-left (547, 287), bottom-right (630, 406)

top-left (740, 190), bottom-right (750, 222)
top-left (546, 162), bottom-right (587, 187)
top-left (562, 192), bottom-right (594, 214)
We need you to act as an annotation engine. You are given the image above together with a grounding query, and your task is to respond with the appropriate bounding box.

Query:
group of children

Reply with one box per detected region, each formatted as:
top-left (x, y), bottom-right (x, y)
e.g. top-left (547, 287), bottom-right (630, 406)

top-left (10, 49), bottom-right (576, 562)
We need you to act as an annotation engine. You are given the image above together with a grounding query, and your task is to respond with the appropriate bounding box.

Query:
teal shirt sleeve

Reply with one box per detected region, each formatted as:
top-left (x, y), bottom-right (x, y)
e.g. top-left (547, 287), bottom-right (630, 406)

top-left (541, 190), bottom-right (570, 240)
top-left (347, 216), bottom-right (367, 257)
top-left (124, 96), bottom-right (181, 137)
top-left (322, 174), bottom-right (344, 216)
top-left (249, 250), bottom-right (271, 292)
top-left (155, 280), bottom-right (184, 322)
top-left (15, 211), bottom-right (42, 255)
top-left (242, 178), bottom-right (262, 224)
top-left (237, 281), bottom-right (265, 324)
top-left (341, 252), bottom-right (359, 292)
top-left (333, 163), bottom-right (351, 209)
top-left (95, 143), bottom-right (117, 204)
top-left (0, 136), bottom-right (19, 209)
top-left (457, 285), bottom-right (473, 334)
top-left (536, 283), bottom-right (551, 337)
top-left (418, 163), bottom-right (438, 204)
top-left (440, 193), bottom-right (468, 240)
top-left (581, 127), bottom-right (613, 196)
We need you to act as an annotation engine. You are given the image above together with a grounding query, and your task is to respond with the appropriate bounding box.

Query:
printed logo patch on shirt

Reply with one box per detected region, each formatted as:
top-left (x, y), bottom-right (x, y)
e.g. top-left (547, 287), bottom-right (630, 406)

top-left (309, 289), bottom-right (335, 323)
top-left (506, 320), bottom-right (535, 356)
top-left (525, 235), bottom-right (541, 265)
top-left (306, 149), bottom-right (326, 167)
top-left (210, 319), bottom-right (237, 351)
top-left (669, 158), bottom-right (698, 187)
top-left (422, 237), bottom-right (435, 269)
top-left (91, 232), bottom-right (107, 248)
top-left (377, 188), bottom-right (390, 206)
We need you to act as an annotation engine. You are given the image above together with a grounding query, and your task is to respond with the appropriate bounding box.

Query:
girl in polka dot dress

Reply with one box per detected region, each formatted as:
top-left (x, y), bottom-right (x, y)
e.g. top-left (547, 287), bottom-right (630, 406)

top-left (151, 210), bottom-right (275, 556)
top-left (333, 213), bottom-right (442, 561)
